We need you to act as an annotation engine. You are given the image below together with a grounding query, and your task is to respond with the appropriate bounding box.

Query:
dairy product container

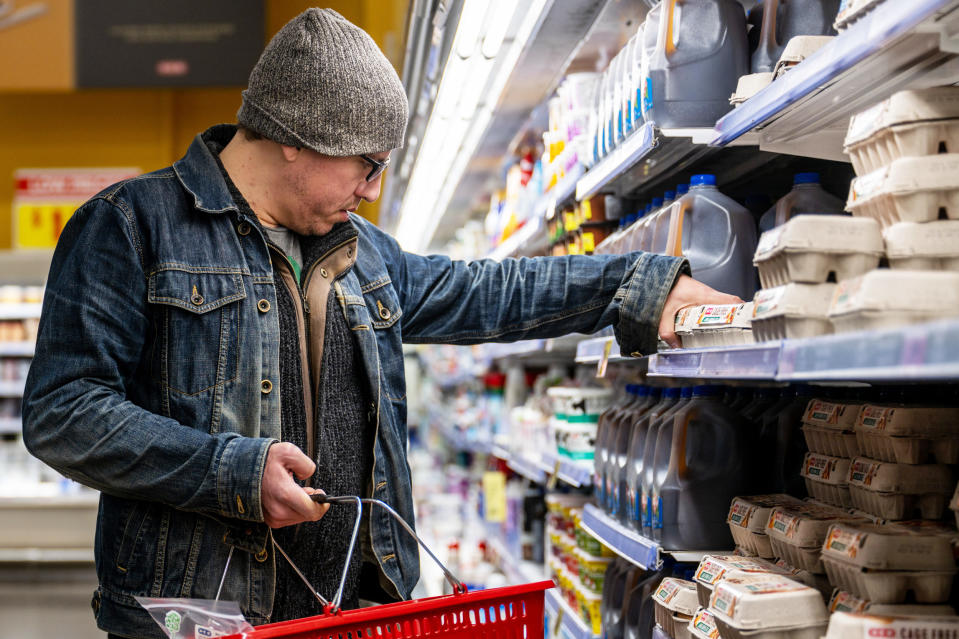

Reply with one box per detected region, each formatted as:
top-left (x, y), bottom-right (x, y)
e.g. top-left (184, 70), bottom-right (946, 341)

top-left (674, 305), bottom-right (701, 349)
top-left (828, 589), bottom-right (956, 616)
top-left (758, 173), bottom-right (848, 234)
top-left (726, 494), bottom-right (805, 559)
top-left (653, 579), bottom-right (698, 639)
top-left (751, 283), bottom-right (837, 342)
top-left (844, 88), bottom-right (959, 174)
top-left (655, 386), bottom-right (747, 550)
top-left (624, 566), bottom-right (669, 639)
top-left (846, 457), bottom-right (953, 520)
top-left (641, 388), bottom-right (692, 537)
top-left (683, 303), bottom-right (755, 347)
top-left (666, 175), bottom-right (759, 300)
top-left (772, 35), bottom-right (835, 79)
top-left (824, 612), bottom-right (959, 639)
top-left (801, 452), bottom-right (852, 509)
top-left (753, 216), bottom-right (882, 288)
top-left (730, 72), bottom-right (774, 106)
top-left (750, 0), bottom-right (840, 74)
top-left (828, 269), bottom-right (959, 334)
top-left (687, 608), bottom-right (721, 639)
top-left (642, 0), bottom-right (748, 128)
top-left (765, 501), bottom-right (865, 573)
top-left (693, 555), bottom-right (788, 608)
top-left (884, 221), bottom-right (959, 271)
top-left (609, 387), bottom-right (661, 520)
top-left (800, 399), bottom-right (862, 458)
top-left (548, 387), bottom-right (614, 462)
top-left (708, 574), bottom-right (829, 639)
top-left (625, 390), bottom-right (679, 532)
top-left (853, 404), bottom-right (959, 465)
top-left (847, 155), bottom-right (959, 227)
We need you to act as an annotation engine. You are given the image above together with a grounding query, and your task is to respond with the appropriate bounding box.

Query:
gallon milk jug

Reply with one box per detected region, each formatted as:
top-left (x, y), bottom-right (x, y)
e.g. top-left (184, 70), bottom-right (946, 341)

top-left (757, 386), bottom-right (813, 496)
top-left (605, 386), bottom-right (655, 512)
top-left (751, 0), bottom-right (841, 74)
top-left (624, 567), bottom-right (669, 639)
top-left (642, 0), bottom-right (748, 128)
top-left (654, 385), bottom-right (748, 550)
top-left (603, 561), bottom-right (646, 639)
top-left (595, 386), bottom-right (636, 506)
top-left (625, 388), bottom-right (680, 532)
top-left (641, 387), bottom-right (693, 537)
top-left (758, 172), bottom-right (848, 233)
top-left (611, 387), bottom-right (661, 521)
top-left (666, 174), bottom-right (759, 300)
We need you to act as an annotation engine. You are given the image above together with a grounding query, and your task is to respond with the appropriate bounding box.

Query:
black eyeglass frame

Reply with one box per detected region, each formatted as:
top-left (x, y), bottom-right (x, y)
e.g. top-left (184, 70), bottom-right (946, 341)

top-left (360, 154), bottom-right (390, 182)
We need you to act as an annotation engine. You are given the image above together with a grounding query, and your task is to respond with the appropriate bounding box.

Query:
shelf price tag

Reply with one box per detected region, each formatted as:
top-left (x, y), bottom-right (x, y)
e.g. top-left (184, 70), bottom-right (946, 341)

top-left (596, 338), bottom-right (614, 378)
top-left (482, 471), bottom-right (507, 523)
top-left (546, 460), bottom-right (561, 491)
top-left (552, 605), bottom-right (564, 638)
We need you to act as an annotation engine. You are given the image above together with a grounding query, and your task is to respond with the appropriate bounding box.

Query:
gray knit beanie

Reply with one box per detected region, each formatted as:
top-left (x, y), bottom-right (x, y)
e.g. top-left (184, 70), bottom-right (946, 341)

top-left (237, 8), bottom-right (408, 156)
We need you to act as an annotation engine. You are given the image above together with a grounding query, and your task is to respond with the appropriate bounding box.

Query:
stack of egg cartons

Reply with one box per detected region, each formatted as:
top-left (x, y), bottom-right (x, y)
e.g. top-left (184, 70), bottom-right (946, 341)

top-left (652, 578), bottom-right (698, 639)
top-left (839, 87), bottom-right (959, 332)
top-left (798, 397), bottom-right (862, 515)
top-left (725, 494), bottom-right (805, 559)
top-left (751, 215), bottom-right (883, 342)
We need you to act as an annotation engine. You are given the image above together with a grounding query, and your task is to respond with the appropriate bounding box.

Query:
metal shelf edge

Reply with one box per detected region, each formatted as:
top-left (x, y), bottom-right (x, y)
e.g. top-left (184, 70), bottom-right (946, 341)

top-left (580, 503), bottom-right (660, 571)
top-left (576, 123), bottom-right (656, 201)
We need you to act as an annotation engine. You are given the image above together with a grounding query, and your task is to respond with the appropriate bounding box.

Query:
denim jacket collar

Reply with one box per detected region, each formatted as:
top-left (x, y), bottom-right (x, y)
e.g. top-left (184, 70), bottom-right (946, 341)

top-left (173, 124), bottom-right (241, 215)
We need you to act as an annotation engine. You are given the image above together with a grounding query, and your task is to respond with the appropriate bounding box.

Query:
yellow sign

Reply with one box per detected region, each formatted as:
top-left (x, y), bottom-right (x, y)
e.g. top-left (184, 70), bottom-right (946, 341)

top-left (15, 202), bottom-right (80, 249)
top-left (482, 471), bottom-right (507, 523)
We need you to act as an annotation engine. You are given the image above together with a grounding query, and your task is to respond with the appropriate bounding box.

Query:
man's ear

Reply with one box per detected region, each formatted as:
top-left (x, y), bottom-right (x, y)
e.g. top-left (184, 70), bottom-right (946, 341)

top-left (280, 145), bottom-right (302, 162)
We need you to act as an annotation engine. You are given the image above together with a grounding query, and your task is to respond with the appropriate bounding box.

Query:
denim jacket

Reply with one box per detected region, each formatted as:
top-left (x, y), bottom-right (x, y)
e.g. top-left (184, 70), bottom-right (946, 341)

top-left (22, 125), bottom-right (688, 637)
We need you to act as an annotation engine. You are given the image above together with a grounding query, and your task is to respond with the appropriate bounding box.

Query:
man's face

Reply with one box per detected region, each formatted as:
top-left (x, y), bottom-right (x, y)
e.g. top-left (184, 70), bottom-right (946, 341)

top-left (272, 148), bottom-right (389, 236)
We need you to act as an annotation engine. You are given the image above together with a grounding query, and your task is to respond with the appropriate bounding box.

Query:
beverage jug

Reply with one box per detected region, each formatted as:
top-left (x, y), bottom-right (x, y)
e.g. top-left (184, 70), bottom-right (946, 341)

top-left (641, 387), bottom-right (693, 537)
top-left (625, 388), bottom-right (680, 531)
top-left (750, 0), bottom-right (841, 74)
top-left (758, 172), bottom-right (847, 233)
top-left (611, 387), bottom-right (661, 520)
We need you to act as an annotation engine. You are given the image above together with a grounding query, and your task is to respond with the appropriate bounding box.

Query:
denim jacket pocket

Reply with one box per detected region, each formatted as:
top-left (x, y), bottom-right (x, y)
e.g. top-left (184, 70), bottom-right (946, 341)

top-left (148, 267), bottom-right (246, 396)
top-left (362, 281), bottom-right (403, 330)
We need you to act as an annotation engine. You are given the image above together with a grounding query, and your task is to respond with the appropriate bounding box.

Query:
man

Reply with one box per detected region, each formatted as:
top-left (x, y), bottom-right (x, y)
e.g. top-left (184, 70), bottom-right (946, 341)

top-left (22, 8), bottom-right (739, 638)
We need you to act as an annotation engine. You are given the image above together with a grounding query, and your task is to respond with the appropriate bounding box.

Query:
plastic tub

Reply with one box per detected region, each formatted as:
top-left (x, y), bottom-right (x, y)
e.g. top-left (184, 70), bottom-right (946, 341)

top-left (844, 88), bottom-right (959, 175)
top-left (846, 457), bottom-right (953, 520)
top-left (824, 612), bottom-right (959, 639)
top-left (853, 404), bottom-right (959, 464)
top-left (801, 452), bottom-right (852, 509)
top-left (708, 574), bottom-right (829, 639)
top-left (828, 589), bottom-right (957, 616)
top-left (727, 495), bottom-right (805, 559)
top-left (687, 608), bottom-right (721, 639)
top-left (847, 155), bottom-right (959, 227)
top-left (654, 578), bottom-right (698, 639)
top-left (765, 502), bottom-right (865, 573)
top-left (828, 269), bottom-right (959, 334)
top-left (751, 283), bottom-right (837, 342)
top-left (753, 216), bottom-right (883, 287)
top-left (884, 221), bottom-right (959, 271)
top-left (685, 302), bottom-right (755, 347)
top-left (693, 555), bottom-right (788, 608)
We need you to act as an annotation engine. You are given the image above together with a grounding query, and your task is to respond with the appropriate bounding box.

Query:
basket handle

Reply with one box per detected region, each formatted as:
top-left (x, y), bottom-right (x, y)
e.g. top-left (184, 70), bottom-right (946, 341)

top-left (274, 495), bottom-right (466, 615)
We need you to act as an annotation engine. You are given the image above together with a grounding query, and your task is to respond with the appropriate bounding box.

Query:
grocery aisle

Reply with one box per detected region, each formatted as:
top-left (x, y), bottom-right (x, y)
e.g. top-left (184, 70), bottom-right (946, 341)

top-left (393, 1), bottom-right (959, 638)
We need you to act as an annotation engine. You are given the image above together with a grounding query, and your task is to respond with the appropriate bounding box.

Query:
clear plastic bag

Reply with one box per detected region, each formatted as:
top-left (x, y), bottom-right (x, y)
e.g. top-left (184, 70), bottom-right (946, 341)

top-left (135, 597), bottom-right (254, 638)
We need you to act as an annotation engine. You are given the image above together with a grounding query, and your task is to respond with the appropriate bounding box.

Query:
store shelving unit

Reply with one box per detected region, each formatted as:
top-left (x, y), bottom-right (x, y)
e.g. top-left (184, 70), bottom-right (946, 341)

top-left (0, 303), bottom-right (41, 320)
top-left (0, 380), bottom-right (25, 397)
top-left (545, 588), bottom-right (600, 639)
top-left (486, 535), bottom-right (546, 587)
top-left (0, 342), bottom-right (34, 357)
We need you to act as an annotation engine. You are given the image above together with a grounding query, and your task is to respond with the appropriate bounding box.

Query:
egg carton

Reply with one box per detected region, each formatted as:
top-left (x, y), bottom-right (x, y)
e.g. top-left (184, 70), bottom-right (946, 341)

top-left (772, 36), bottom-right (835, 80)
top-left (657, 613), bottom-right (693, 639)
top-left (829, 589), bottom-right (957, 616)
top-left (681, 303), bottom-right (755, 348)
top-left (855, 432), bottom-right (959, 465)
top-left (688, 608), bottom-right (720, 639)
top-left (751, 283), bottom-right (837, 342)
top-left (821, 521), bottom-right (956, 571)
top-left (844, 88), bottom-right (959, 174)
top-left (847, 155), bottom-right (959, 228)
top-left (821, 555), bottom-right (955, 604)
top-left (803, 399), bottom-right (863, 430)
top-left (708, 574), bottom-right (828, 639)
top-left (727, 495), bottom-right (805, 560)
top-left (853, 404), bottom-right (959, 464)
top-left (828, 269), bottom-right (959, 335)
top-left (765, 503), bottom-right (866, 574)
top-left (948, 482), bottom-right (959, 530)
top-left (654, 579), bottom-right (699, 639)
top-left (801, 424), bottom-right (859, 458)
top-left (846, 457), bottom-right (953, 520)
top-left (753, 217), bottom-right (883, 288)
top-left (884, 221), bottom-right (959, 271)
top-left (834, 0), bottom-right (885, 31)
top-left (824, 612), bottom-right (959, 639)
top-left (801, 453), bottom-right (852, 509)
top-left (730, 72), bottom-right (774, 107)
top-left (693, 555), bottom-right (788, 609)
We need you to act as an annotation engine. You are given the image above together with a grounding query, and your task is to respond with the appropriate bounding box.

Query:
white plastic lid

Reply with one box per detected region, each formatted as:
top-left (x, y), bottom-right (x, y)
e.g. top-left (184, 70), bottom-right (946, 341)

top-left (708, 574), bottom-right (828, 630)
top-left (829, 269), bottom-right (959, 316)
top-left (821, 521), bottom-right (956, 571)
top-left (825, 611), bottom-right (959, 639)
top-left (884, 221), bottom-right (959, 259)
top-left (653, 578), bottom-right (699, 616)
top-left (801, 452), bottom-right (851, 486)
top-left (753, 283), bottom-right (837, 320)
top-left (754, 215), bottom-right (883, 260)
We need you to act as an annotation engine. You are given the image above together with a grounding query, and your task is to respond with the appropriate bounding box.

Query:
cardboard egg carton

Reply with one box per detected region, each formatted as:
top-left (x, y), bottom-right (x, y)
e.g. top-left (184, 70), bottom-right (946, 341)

top-left (751, 283), bottom-right (837, 342)
top-left (801, 399), bottom-right (863, 459)
top-left (693, 555), bottom-right (790, 609)
top-left (753, 216), bottom-right (883, 288)
top-left (801, 452), bottom-right (852, 509)
top-left (854, 404), bottom-right (959, 464)
top-left (821, 521), bottom-right (956, 571)
top-left (726, 494), bottom-right (805, 559)
top-left (765, 502), bottom-right (867, 574)
top-left (676, 303), bottom-right (755, 348)
top-left (708, 574), bottom-right (829, 639)
top-left (884, 221), bottom-right (959, 271)
top-left (773, 36), bottom-right (834, 80)
top-left (828, 269), bottom-right (959, 334)
top-left (829, 589), bottom-right (957, 616)
top-left (821, 556), bottom-right (955, 604)
top-left (825, 612), bottom-right (959, 639)
top-left (846, 457), bottom-right (954, 520)
top-left (949, 481), bottom-right (959, 530)
top-left (730, 72), bottom-right (773, 107)
top-left (654, 578), bottom-right (698, 639)
top-left (687, 608), bottom-right (720, 639)
top-left (844, 88), bottom-right (959, 175)
top-left (847, 155), bottom-right (959, 228)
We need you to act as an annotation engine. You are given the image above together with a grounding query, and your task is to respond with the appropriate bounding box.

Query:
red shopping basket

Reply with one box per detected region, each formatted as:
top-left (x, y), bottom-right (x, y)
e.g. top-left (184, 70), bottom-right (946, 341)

top-left (224, 496), bottom-right (554, 639)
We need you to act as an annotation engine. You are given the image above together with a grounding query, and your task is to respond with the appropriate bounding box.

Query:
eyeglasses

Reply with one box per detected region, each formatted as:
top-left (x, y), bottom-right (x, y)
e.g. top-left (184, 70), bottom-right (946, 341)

top-left (360, 154), bottom-right (390, 182)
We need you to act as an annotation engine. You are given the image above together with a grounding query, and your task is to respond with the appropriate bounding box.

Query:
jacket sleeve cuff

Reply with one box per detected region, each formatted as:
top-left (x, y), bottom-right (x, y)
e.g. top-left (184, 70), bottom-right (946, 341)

top-left (614, 252), bottom-right (691, 356)
top-left (217, 435), bottom-right (276, 522)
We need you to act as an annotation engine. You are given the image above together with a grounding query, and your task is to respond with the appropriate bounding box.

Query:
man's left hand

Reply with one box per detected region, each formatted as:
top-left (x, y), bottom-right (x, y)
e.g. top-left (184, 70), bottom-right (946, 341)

top-left (658, 274), bottom-right (743, 349)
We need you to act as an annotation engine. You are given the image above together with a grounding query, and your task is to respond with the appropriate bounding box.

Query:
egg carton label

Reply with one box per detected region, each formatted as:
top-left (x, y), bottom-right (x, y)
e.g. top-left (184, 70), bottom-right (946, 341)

top-left (697, 305), bottom-right (738, 326)
top-left (826, 526), bottom-right (863, 559)
top-left (728, 500), bottom-right (757, 528)
top-left (804, 454), bottom-right (834, 480)
top-left (849, 459), bottom-right (880, 486)
top-left (829, 590), bottom-right (867, 613)
top-left (804, 401), bottom-right (843, 425)
top-left (859, 406), bottom-right (892, 431)
top-left (862, 619), bottom-right (959, 639)
top-left (753, 286), bottom-right (786, 317)
top-left (654, 579), bottom-right (687, 605)
top-left (768, 509), bottom-right (801, 538)
top-left (692, 609), bottom-right (721, 639)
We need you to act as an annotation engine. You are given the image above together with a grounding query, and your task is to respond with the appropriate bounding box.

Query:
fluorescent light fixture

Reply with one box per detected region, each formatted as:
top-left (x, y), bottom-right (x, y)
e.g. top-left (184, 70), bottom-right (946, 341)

top-left (394, 0), bottom-right (551, 254)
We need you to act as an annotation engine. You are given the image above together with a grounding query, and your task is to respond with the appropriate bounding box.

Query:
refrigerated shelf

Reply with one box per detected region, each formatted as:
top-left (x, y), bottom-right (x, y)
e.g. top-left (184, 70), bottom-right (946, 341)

top-left (545, 587), bottom-right (600, 639)
top-left (0, 342), bottom-right (34, 357)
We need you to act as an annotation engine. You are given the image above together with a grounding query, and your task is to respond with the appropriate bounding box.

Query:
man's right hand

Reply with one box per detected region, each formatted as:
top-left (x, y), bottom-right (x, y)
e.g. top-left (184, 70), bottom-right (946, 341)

top-left (261, 442), bottom-right (329, 528)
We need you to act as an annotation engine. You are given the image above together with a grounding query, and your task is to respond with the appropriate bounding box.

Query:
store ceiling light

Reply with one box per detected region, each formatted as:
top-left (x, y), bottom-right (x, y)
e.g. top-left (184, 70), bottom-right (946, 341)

top-left (394, 0), bottom-right (551, 254)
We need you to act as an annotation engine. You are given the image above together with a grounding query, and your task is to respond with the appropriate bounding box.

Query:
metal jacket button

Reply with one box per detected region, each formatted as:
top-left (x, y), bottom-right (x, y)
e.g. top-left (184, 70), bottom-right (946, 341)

top-left (261, 379), bottom-right (273, 394)
top-left (377, 300), bottom-right (391, 320)
top-left (254, 548), bottom-right (269, 563)
top-left (190, 285), bottom-right (204, 306)
top-left (319, 267), bottom-right (329, 278)
top-left (257, 299), bottom-right (271, 313)
top-left (237, 221), bottom-right (252, 236)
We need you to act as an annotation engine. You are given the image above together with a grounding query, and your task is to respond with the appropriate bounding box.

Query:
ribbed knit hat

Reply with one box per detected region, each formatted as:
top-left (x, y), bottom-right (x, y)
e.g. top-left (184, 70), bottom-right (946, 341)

top-left (237, 8), bottom-right (408, 156)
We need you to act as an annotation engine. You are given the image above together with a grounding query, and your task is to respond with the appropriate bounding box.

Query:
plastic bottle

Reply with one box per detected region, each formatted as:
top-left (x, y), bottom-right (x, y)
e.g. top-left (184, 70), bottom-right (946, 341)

top-left (641, 387), bottom-right (693, 538)
top-left (602, 561), bottom-right (646, 639)
top-left (756, 386), bottom-right (814, 497)
top-left (611, 387), bottom-right (661, 521)
top-left (639, 3), bottom-right (662, 125)
top-left (751, 0), bottom-right (841, 74)
top-left (666, 174), bottom-right (758, 300)
top-left (758, 172), bottom-right (848, 233)
top-left (594, 386), bottom-right (633, 506)
top-left (654, 385), bottom-right (748, 549)
top-left (625, 388), bottom-right (681, 533)
top-left (623, 566), bottom-right (669, 639)
top-left (642, 0), bottom-right (748, 128)
top-left (623, 34), bottom-right (640, 138)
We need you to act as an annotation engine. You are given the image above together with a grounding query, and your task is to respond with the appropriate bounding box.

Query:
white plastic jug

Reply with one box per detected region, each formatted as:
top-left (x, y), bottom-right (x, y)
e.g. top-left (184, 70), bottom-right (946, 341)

top-left (758, 172), bottom-right (848, 233)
